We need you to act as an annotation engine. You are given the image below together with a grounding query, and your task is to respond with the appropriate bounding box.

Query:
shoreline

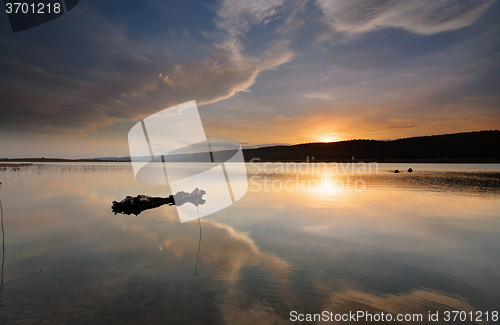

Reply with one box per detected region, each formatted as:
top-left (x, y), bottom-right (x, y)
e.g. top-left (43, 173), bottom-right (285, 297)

top-left (1, 159), bottom-right (500, 164)
top-left (0, 163), bottom-right (34, 167)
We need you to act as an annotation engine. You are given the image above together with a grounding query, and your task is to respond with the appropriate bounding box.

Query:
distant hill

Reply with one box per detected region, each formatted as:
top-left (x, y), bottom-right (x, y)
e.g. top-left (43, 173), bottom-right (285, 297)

top-left (242, 130), bottom-right (500, 162)
top-left (1, 130), bottom-right (498, 163)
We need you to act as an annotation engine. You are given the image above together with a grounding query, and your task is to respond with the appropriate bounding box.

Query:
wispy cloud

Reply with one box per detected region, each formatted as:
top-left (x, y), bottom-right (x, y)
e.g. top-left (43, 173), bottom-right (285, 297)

top-left (215, 0), bottom-right (288, 36)
top-left (316, 0), bottom-right (495, 37)
top-left (303, 91), bottom-right (335, 99)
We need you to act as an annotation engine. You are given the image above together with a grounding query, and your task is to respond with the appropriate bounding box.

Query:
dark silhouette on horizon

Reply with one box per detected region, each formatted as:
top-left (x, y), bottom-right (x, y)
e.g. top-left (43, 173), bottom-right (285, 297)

top-left (243, 130), bottom-right (500, 162)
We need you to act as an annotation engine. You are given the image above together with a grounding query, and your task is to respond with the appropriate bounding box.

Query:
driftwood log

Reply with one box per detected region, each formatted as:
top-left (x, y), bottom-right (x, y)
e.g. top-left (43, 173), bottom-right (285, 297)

top-left (112, 188), bottom-right (206, 215)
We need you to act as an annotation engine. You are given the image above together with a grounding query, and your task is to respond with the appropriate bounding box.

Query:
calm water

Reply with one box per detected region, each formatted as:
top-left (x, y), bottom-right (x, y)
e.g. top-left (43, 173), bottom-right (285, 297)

top-left (0, 163), bottom-right (499, 324)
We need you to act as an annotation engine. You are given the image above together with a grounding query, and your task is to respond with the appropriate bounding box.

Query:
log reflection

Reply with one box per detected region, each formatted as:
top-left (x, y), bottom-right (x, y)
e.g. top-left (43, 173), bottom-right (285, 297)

top-left (111, 188), bottom-right (206, 215)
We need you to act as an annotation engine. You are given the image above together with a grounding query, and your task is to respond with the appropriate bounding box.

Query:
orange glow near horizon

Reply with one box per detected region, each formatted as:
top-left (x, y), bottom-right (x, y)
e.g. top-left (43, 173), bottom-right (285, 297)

top-left (318, 131), bottom-right (345, 143)
top-left (319, 135), bottom-right (338, 143)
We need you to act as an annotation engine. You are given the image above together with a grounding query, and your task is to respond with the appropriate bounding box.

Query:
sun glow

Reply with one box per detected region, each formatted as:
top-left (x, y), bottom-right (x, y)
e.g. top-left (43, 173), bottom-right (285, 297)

top-left (319, 135), bottom-right (338, 143)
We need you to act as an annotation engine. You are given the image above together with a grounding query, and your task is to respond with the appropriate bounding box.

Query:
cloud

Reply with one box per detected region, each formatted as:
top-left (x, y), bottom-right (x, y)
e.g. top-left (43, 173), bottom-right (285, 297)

top-left (0, 0), bottom-right (296, 136)
top-left (119, 41), bottom-right (294, 111)
top-left (215, 0), bottom-right (288, 36)
top-left (303, 91), bottom-right (335, 99)
top-left (386, 124), bottom-right (421, 129)
top-left (122, 0), bottom-right (295, 119)
top-left (316, 0), bottom-right (494, 36)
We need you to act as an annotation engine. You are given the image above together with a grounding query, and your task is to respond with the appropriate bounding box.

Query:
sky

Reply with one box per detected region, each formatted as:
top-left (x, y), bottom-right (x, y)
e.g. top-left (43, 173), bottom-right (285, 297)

top-left (0, 0), bottom-right (499, 158)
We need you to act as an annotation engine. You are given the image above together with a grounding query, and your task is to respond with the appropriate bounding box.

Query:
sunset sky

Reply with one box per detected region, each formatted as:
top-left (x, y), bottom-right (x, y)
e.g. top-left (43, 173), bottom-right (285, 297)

top-left (1, 0), bottom-right (499, 158)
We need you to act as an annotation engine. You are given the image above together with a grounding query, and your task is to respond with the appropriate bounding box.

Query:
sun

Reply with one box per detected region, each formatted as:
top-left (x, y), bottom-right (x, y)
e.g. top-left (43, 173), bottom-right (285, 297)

top-left (319, 135), bottom-right (338, 143)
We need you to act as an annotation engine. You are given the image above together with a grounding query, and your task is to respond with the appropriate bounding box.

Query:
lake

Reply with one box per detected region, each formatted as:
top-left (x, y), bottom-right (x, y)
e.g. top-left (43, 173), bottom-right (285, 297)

top-left (0, 163), bottom-right (499, 324)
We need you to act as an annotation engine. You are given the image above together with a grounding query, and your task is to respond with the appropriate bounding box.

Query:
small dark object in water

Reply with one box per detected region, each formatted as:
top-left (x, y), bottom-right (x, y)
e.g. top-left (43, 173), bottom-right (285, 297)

top-left (394, 169), bottom-right (400, 173)
top-left (112, 188), bottom-right (206, 216)
top-left (407, 168), bottom-right (413, 173)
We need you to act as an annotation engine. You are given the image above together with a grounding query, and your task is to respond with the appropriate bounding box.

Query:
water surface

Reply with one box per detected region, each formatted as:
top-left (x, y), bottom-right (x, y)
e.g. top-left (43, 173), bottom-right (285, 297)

top-left (0, 163), bottom-right (499, 324)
